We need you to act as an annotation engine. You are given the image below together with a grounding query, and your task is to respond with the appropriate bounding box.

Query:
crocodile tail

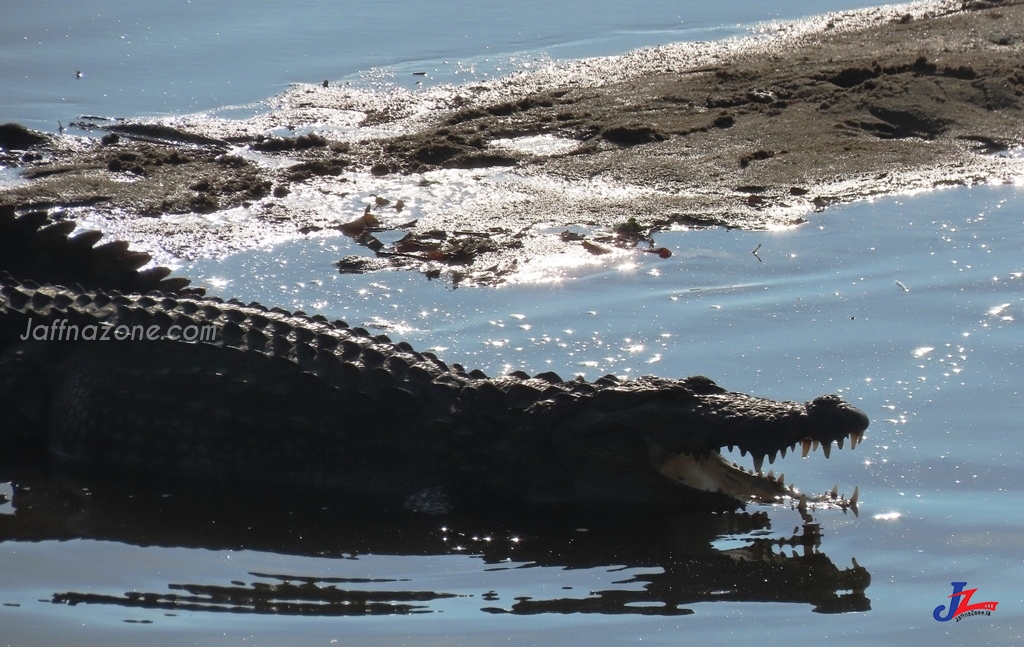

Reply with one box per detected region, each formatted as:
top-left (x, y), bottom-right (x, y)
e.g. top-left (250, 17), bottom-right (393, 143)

top-left (0, 203), bottom-right (196, 295)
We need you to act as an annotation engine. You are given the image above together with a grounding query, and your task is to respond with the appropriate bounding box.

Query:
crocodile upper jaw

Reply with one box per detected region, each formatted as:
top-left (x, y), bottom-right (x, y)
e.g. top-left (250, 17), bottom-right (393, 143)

top-left (649, 424), bottom-right (867, 507)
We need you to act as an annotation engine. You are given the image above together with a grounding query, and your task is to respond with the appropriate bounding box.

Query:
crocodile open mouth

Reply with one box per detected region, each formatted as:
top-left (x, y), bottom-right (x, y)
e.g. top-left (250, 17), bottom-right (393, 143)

top-left (650, 428), bottom-right (865, 509)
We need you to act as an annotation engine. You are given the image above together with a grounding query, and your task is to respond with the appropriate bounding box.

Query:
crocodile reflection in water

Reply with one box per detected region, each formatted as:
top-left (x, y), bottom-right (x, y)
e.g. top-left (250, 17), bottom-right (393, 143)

top-left (0, 462), bottom-right (870, 616)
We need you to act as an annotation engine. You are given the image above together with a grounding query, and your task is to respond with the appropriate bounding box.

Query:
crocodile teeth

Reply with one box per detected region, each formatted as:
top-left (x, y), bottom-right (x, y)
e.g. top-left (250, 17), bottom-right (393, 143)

top-left (830, 484), bottom-right (839, 499)
top-left (753, 455), bottom-right (765, 474)
top-left (779, 446), bottom-right (787, 460)
top-left (801, 439), bottom-right (812, 458)
top-left (812, 439), bottom-right (820, 453)
top-left (777, 473), bottom-right (785, 485)
top-left (767, 470), bottom-right (775, 480)
top-left (837, 436), bottom-right (845, 450)
top-left (849, 432), bottom-right (860, 450)
top-left (768, 451), bottom-right (777, 465)
top-left (850, 486), bottom-right (860, 506)
top-left (822, 442), bottom-right (831, 459)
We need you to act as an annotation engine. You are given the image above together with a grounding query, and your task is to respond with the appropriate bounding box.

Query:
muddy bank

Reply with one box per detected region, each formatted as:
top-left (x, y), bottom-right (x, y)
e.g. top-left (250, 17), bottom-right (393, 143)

top-left (2, 0), bottom-right (1023, 284)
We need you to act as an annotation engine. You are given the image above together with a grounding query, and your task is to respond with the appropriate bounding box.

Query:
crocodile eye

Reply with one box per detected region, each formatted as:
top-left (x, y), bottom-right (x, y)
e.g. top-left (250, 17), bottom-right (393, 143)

top-left (809, 394), bottom-right (842, 407)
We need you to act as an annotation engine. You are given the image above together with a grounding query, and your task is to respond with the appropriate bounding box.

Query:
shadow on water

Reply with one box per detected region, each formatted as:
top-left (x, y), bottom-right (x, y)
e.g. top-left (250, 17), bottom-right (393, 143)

top-left (0, 457), bottom-right (869, 618)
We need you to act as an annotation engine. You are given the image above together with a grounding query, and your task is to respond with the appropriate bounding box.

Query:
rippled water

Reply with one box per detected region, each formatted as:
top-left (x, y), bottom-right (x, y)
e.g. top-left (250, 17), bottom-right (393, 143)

top-left (188, 184), bottom-right (1024, 643)
top-left (3, 185), bottom-right (1021, 645)
top-left (3, 0), bottom-right (886, 132)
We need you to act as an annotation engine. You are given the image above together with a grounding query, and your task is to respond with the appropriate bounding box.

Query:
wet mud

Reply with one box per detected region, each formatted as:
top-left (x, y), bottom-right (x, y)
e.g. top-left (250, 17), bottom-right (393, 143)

top-left (1, 0), bottom-right (1022, 284)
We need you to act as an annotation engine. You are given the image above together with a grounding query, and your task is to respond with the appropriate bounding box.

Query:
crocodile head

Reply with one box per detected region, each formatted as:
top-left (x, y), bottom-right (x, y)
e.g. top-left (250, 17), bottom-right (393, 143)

top-left (510, 375), bottom-right (868, 510)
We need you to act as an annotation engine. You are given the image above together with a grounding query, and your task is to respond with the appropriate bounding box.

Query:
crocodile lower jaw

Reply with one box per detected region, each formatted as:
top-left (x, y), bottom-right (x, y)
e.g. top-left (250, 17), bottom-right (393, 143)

top-left (651, 444), bottom-right (860, 510)
top-left (652, 449), bottom-right (791, 504)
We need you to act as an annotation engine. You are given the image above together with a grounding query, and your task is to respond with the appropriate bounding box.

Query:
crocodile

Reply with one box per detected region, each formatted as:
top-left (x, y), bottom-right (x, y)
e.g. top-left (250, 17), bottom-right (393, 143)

top-left (0, 205), bottom-right (869, 511)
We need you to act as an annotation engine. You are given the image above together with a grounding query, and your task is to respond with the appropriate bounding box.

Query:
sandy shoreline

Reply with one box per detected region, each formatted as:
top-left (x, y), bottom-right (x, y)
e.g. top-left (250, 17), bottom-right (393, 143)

top-left (1, 0), bottom-right (1022, 283)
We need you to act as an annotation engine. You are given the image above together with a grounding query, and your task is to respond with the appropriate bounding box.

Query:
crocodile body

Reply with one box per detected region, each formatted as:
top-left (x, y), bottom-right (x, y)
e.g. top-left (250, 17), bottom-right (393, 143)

top-left (0, 206), bottom-right (869, 510)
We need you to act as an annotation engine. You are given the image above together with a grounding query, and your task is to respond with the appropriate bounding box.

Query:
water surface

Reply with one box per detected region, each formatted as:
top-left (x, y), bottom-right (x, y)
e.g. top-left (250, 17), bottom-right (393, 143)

top-left (3, 0), bottom-right (888, 131)
top-left (2, 185), bottom-right (1021, 645)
